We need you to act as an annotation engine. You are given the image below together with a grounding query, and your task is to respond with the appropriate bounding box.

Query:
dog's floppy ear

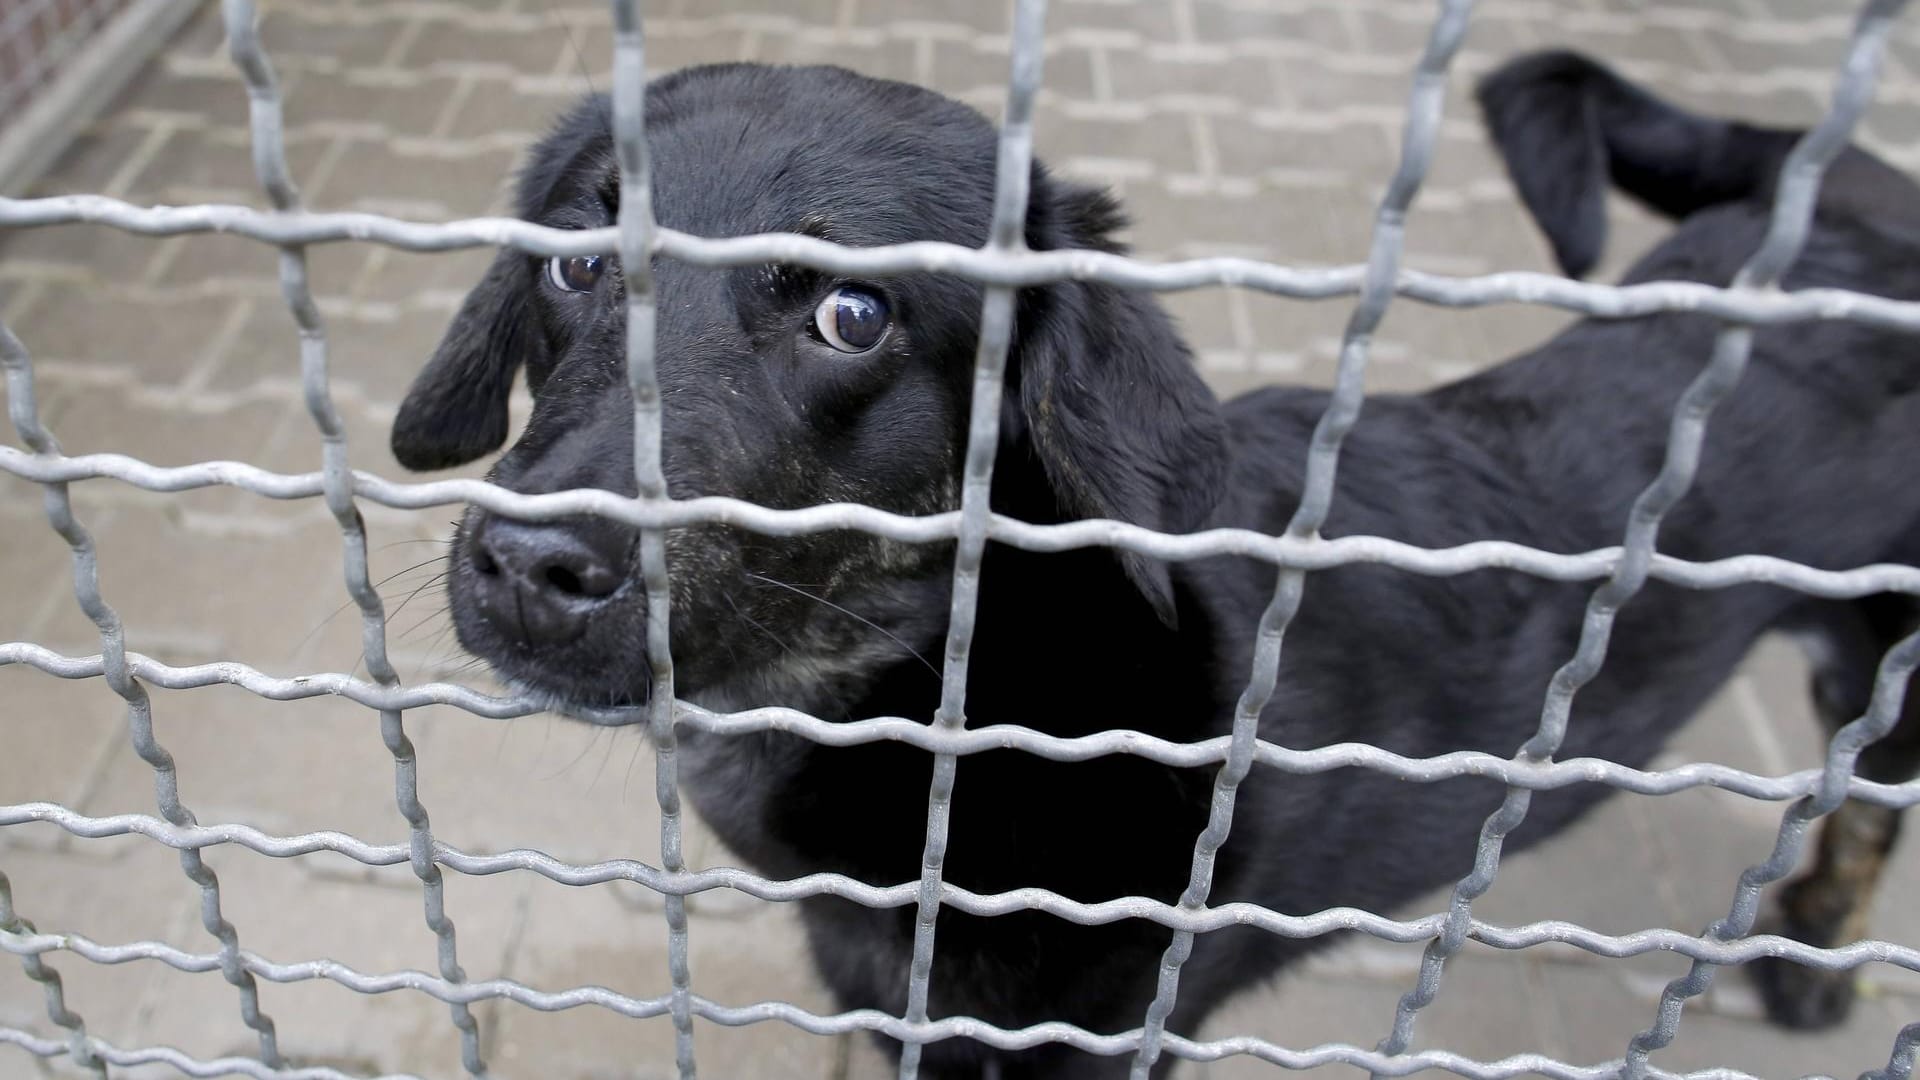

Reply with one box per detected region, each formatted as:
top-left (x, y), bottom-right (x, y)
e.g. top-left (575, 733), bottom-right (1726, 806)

top-left (1014, 177), bottom-right (1229, 627)
top-left (390, 95), bottom-right (612, 471)
top-left (390, 250), bottom-right (538, 470)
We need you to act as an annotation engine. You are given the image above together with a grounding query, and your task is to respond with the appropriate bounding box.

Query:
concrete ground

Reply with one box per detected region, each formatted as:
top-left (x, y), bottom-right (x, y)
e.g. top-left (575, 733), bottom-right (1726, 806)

top-left (3, 0), bottom-right (1919, 1077)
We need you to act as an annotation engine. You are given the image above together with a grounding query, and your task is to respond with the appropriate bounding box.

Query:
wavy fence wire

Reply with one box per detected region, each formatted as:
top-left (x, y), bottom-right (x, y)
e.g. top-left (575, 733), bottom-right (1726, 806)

top-left (3, 1), bottom-right (1920, 1079)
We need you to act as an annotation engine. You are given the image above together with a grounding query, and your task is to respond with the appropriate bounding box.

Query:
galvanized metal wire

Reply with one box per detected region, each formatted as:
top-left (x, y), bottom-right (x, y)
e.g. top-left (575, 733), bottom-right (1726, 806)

top-left (608, 1), bottom-right (700, 1072)
top-left (1615, 5), bottom-right (1917, 1075)
top-left (895, 3), bottom-right (1046, 1077)
top-left (1867, 1024), bottom-right (1920, 1080)
top-left (3, 316), bottom-right (286, 1068)
top-left (2, 0), bottom-right (1919, 1079)
top-left (11, 195), bottom-right (1920, 331)
top-left (8, 794), bottom-right (1920, 970)
top-left (5, 914), bottom-right (1918, 1080)
top-left (0, 869), bottom-right (104, 1078)
top-left (1134, 0), bottom-right (1476, 1073)
top-left (224, 0), bottom-right (489, 1072)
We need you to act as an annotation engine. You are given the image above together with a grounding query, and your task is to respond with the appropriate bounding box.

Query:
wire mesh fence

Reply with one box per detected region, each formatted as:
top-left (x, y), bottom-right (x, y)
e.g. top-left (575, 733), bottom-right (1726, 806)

top-left (2, 1), bottom-right (1919, 1079)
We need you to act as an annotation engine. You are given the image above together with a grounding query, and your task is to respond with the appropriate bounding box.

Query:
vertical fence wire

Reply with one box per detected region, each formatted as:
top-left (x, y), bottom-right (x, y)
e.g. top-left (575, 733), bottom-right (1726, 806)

top-left (1868, 1022), bottom-right (1920, 1080)
top-left (1370, 1), bottom-right (1910, 1071)
top-left (1, 319), bottom-right (284, 1069)
top-left (608, 2), bottom-right (699, 1076)
top-left (1634, 635), bottom-right (1920, 1080)
top-left (216, 1), bottom-right (487, 1073)
top-left (895, 3), bottom-right (1047, 1077)
top-left (1126, 2), bottom-right (1476, 1075)
top-left (0, 868), bottom-right (105, 1078)
top-left (1615, 10), bottom-right (1913, 1070)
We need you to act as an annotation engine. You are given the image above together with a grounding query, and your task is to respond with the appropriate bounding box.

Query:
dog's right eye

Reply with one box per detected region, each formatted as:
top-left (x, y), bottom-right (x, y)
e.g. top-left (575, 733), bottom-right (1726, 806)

top-left (546, 255), bottom-right (605, 293)
top-left (811, 286), bottom-right (890, 353)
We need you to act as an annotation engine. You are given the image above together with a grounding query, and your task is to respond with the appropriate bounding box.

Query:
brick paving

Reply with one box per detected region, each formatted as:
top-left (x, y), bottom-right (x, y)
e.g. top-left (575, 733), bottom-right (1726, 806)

top-left (3, 0), bottom-right (1919, 1077)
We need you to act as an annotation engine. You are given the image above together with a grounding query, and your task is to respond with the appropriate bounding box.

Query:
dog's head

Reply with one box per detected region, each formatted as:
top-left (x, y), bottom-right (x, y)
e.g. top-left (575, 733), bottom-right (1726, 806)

top-left (392, 64), bottom-right (1227, 713)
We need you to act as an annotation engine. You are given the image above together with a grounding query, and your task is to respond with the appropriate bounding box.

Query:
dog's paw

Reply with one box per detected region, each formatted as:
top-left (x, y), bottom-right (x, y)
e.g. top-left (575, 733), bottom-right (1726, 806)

top-left (1747, 918), bottom-right (1859, 1031)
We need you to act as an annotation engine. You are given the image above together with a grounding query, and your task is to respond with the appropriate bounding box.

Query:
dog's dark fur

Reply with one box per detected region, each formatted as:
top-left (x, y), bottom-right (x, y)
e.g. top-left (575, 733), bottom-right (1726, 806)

top-left (391, 52), bottom-right (1920, 1078)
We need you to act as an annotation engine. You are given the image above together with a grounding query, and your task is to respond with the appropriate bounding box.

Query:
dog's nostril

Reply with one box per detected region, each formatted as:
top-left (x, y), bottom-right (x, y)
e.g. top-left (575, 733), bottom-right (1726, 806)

top-left (543, 555), bottom-right (621, 599)
top-left (545, 564), bottom-right (585, 595)
top-left (471, 519), bottom-right (627, 605)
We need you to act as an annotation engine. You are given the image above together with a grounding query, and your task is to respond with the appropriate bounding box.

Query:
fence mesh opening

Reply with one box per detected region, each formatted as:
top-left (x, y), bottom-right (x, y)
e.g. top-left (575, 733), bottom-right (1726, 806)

top-left (2, 1), bottom-right (1919, 1078)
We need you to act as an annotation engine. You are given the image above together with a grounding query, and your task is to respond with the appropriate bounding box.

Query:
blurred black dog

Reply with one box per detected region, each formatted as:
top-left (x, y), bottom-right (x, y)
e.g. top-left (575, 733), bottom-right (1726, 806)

top-left (391, 52), bottom-right (1920, 1078)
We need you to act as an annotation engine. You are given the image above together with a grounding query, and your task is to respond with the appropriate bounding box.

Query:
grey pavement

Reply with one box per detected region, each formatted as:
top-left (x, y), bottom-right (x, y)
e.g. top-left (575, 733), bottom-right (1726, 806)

top-left (2, 0), bottom-right (1918, 1078)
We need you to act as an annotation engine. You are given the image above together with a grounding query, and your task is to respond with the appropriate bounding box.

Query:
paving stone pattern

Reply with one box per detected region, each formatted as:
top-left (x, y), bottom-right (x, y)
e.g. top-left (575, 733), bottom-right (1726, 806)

top-left (3, 1), bottom-right (1918, 1078)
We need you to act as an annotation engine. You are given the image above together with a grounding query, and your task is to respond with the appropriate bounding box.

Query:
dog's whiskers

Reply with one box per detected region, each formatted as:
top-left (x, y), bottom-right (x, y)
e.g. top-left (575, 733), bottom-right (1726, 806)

top-left (295, 554), bottom-right (446, 659)
top-left (539, 719), bottom-right (609, 783)
top-left (745, 572), bottom-right (939, 680)
top-left (722, 589), bottom-right (857, 719)
top-left (388, 576), bottom-right (451, 637)
top-left (721, 589), bottom-right (801, 664)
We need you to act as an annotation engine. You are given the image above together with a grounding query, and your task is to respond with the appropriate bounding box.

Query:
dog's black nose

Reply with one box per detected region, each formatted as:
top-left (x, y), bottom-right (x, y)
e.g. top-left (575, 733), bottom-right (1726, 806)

top-left (466, 516), bottom-right (629, 646)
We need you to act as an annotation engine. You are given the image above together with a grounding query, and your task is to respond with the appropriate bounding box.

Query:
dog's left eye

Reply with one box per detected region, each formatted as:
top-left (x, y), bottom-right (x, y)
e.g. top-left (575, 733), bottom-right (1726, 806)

top-left (811, 286), bottom-right (890, 353)
top-left (546, 254), bottom-right (605, 293)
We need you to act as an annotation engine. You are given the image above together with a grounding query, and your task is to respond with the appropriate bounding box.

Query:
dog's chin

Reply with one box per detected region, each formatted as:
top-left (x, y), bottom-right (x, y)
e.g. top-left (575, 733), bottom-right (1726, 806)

top-left (446, 604), bottom-right (653, 723)
top-left (465, 639), bottom-right (653, 726)
top-left (497, 672), bottom-right (652, 726)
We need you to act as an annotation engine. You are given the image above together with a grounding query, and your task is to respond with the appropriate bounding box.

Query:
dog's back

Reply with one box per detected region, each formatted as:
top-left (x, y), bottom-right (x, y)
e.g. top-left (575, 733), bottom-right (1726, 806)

top-left (1190, 53), bottom-right (1920, 1050)
top-left (1185, 53), bottom-right (1920, 1052)
top-left (1461, 50), bottom-right (1920, 558)
top-left (1220, 52), bottom-right (1920, 565)
top-left (1473, 57), bottom-right (1920, 1031)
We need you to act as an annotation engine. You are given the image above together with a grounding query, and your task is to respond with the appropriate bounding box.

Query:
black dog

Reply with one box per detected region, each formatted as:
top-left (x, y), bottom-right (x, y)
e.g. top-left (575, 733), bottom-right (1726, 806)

top-left (390, 53), bottom-right (1920, 1078)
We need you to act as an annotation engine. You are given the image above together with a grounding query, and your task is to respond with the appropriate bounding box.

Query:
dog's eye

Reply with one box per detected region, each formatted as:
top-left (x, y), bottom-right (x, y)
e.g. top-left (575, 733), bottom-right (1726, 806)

top-left (811, 286), bottom-right (890, 353)
top-left (546, 254), bottom-right (605, 293)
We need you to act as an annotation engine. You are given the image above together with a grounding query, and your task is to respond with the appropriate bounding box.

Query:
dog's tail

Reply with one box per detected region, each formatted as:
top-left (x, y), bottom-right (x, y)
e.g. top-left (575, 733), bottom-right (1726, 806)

top-left (1475, 50), bottom-right (1920, 279)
